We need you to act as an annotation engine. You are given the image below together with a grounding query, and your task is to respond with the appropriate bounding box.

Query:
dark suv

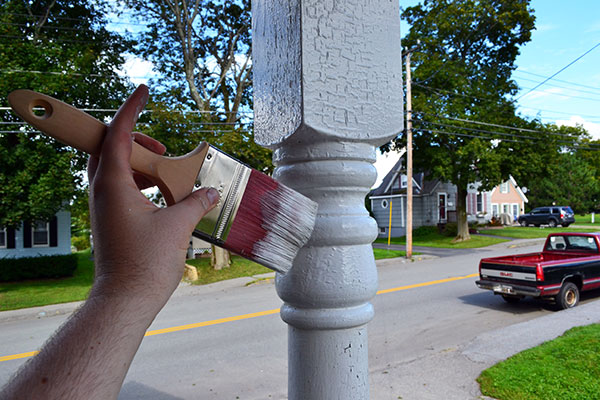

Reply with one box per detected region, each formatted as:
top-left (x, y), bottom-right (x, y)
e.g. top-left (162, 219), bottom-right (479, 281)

top-left (518, 206), bottom-right (575, 227)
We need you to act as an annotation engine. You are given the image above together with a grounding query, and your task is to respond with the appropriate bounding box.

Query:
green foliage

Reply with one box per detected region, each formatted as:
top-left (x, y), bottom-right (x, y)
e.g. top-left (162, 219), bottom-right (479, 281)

top-left (524, 152), bottom-right (600, 213)
top-left (122, 0), bottom-right (272, 174)
top-left (478, 324), bottom-right (600, 400)
top-left (0, 254), bottom-right (77, 282)
top-left (388, 0), bottom-right (538, 238)
top-left (0, 0), bottom-right (133, 227)
top-left (71, 235), bottom-right (91, 251)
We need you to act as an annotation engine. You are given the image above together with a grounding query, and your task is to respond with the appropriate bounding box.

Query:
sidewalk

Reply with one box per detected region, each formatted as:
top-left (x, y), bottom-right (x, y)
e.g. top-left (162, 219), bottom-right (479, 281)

top-left (372, 298), bottom-right (600, 399)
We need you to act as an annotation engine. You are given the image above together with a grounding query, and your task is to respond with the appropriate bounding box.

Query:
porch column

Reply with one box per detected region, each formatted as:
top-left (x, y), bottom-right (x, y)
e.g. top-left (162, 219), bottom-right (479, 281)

top-left (252, 1), bottom-right (403, 398)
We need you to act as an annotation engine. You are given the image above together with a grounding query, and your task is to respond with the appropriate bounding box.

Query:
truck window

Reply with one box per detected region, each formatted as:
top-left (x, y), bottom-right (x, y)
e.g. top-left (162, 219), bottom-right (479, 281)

top-left (566, 236), bottom-right (599, 252)
top-left (546, 236), bottom-right (567, 251)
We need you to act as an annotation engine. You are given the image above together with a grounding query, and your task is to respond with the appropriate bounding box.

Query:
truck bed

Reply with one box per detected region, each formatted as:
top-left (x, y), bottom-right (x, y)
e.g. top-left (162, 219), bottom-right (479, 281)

top-left (481, 251), bottom-right (600, 268)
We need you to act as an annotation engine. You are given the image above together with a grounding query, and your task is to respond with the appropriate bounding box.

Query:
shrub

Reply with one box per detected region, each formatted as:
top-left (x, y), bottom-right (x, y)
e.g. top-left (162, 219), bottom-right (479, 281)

top-left (442, 223), bottom-right (458, 237)
top-left (0, 254), bottom-right (78, 282)
top-left (413, 225), bottom-right (438, 237)
top-left (71, 235), bottom-right (90, 251)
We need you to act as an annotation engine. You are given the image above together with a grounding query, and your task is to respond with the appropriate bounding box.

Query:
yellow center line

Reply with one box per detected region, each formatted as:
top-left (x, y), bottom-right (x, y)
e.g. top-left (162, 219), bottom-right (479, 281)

top-left (0, 272), bottom-right (479, 363)
top-left (376, 273), bottom-right (479, 295)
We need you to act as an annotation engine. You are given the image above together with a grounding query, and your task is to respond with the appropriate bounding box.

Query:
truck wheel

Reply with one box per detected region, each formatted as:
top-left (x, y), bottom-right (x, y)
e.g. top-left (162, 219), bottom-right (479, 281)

top-left (557, 282), bottom-right (579, 309)
top-left (501, 294), bottom-right (522, 303)
top-left (562, 223), bottom-right (570, 227)
top-left (548, 219), bottom-right (557, 228)
top-left (520, 220), bottom-right (528, 227)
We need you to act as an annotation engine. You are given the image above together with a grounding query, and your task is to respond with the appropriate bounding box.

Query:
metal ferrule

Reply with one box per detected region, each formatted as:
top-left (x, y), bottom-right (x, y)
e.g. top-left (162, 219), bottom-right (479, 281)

top-left (193, 145), bottom-right (251, 244)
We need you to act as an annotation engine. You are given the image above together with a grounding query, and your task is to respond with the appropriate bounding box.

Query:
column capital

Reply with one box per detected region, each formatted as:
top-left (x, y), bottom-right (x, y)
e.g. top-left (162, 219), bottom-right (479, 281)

top-left (253, 0), bottom-right (403, 148)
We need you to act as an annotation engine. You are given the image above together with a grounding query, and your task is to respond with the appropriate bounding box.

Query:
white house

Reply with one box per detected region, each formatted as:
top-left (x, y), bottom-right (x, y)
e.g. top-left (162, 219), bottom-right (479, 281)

top-left (0, 210), bottom-right (71, 258)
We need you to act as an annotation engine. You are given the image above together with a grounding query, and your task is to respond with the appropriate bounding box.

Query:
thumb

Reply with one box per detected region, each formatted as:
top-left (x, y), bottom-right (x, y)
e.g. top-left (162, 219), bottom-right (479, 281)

top-left (166, 187), bottom-right (220, 231)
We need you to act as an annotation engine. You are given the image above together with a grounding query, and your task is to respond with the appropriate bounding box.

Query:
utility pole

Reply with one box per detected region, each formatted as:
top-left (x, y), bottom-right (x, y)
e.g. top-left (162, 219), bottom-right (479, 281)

top-left (405, 50), bottom-right (413, 259)
top-left (404, 42), bottom-right (419, 259)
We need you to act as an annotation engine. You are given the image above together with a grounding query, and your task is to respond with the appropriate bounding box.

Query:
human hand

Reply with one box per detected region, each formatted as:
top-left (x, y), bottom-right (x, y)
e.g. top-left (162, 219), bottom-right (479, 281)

top-left (87, 85), bottom-right (219, 314)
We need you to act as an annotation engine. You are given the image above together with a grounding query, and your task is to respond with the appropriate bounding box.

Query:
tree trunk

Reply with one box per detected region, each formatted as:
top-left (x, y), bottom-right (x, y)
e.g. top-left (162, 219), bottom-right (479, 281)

top-left (211, 245), bottom-right (231, 270)
top-left (453, 185), bottom-right (471, 242)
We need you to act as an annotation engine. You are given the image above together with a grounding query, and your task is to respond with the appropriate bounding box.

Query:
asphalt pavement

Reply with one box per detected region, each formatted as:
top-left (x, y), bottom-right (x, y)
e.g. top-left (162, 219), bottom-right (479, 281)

top-left (1, 238), bottom-right (599, 399)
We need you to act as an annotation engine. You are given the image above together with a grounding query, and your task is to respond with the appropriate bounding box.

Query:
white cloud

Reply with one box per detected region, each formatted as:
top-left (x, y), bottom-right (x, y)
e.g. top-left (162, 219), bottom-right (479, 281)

top-left (556, 115), bottom-right (600, 140)
top-left (521, 86), bottom-right (565, 101)
top-left (117, 54), bottom-right (156, 86)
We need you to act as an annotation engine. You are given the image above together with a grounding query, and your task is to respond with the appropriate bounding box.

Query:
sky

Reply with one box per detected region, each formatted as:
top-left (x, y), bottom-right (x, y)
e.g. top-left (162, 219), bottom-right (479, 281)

top-left (114, 1), bottom-right (600, 188)
top-left (373, 0), bottom-right (600, 188)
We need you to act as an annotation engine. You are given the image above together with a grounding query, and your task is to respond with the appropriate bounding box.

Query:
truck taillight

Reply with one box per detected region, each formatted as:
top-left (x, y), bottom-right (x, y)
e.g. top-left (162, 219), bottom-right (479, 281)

top-left (536, 264), bottom-right (544, 281)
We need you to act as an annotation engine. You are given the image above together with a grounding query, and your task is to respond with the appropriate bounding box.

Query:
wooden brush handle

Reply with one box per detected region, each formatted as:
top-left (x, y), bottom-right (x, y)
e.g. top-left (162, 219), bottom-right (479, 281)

top-left (7, 89), bottom-right (208, 205)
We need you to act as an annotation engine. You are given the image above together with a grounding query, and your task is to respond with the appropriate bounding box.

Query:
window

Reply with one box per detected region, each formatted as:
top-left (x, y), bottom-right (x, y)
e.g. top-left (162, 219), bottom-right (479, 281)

top-left (32, 221), bottom-right (49, 247)
top-left (500, 182), bottom-right (509, 193)
top-left (502, 204), bottom-right (510, 214)
top-left (381, 199), bottom-right (389, 209)
top-left (0, 227), bottom-right (6, 248)
top-left (476, 193), bottom-right (483, 213)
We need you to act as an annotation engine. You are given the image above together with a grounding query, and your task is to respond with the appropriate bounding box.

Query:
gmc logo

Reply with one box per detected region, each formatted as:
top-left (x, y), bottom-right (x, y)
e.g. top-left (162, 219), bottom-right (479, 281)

top-left (500, 272), bottom-right (513, 277)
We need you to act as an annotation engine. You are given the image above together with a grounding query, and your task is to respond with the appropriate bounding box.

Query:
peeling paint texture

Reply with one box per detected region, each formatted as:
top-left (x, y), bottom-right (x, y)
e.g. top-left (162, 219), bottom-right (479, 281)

top-left (252, 0), bottom-right (402, 399)
top-left (253, 0), bottom-right (403, 147)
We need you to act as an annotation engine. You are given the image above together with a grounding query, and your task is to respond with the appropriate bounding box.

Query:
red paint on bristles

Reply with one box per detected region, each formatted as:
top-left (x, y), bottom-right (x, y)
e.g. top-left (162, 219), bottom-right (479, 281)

top-left (223, 169), bottom-right (318, 273)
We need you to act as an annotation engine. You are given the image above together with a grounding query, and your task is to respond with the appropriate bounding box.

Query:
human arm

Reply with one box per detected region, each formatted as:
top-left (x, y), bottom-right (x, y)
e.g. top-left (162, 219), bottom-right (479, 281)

top-left (0, 85), bottom-right (219, 400)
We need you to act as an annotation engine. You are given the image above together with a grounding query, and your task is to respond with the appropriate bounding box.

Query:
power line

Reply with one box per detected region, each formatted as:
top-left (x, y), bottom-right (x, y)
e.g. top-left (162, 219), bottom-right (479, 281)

top-left (416, 119), bottom-right (599, 146)
top-left (414, 82), bottom-right (600, 121)
top-left (0, 106), bottom-right (253, 115)
top-left (417, 112), bottom-right (595, 138)
top-left (515, 70), bottom-right (600, 92)
top-left (514, 76), bottom-right (600, 97)
top-left (515, 41), bottom-right (600, 101)
top-left (416, 127), bottom-right (599, 151)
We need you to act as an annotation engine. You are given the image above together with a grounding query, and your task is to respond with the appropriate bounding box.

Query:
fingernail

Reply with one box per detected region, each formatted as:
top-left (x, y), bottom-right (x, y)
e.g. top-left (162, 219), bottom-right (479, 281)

top-left (206, 188), bottom-right (220, 205)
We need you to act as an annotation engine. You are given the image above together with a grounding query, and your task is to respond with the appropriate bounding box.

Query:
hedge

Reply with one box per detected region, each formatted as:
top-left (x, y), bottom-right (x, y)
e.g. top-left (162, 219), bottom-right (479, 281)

top-left (0, 254), bottom-right (78, 282)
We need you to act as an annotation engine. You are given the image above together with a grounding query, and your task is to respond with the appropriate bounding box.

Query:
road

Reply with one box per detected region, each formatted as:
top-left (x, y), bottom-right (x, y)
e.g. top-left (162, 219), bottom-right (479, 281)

top-left (0, 239), bottom-right (594, 399)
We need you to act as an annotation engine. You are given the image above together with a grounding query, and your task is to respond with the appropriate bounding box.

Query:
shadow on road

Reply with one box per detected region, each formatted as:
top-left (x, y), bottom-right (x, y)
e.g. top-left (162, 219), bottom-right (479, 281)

top-left (119, 382), bottom-right (184, 400)
top-left (462, 287), bottom-right (600, 313)
top-left (459, 291), bottom-right (554, 313)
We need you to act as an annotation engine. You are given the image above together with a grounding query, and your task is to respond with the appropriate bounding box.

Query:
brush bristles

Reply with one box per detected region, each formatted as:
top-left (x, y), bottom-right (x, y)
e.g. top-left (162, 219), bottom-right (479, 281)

top-left (223, 170), bottom-right (318, 273)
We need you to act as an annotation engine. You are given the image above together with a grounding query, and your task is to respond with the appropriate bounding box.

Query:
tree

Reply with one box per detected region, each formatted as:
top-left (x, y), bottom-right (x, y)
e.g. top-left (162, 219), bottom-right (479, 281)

top-left (0, 0), bottom-right (132, 228)
top-left (125, 0), bottom-right (271, 268)
top-left (394, 0), bottom-right (536, 241)
top-left (525, 152), bottom-right (600, 213)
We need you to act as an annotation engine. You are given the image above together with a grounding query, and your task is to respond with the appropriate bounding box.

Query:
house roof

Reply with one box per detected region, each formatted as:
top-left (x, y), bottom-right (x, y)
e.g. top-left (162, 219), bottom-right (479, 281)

top-left (370, 156), bottom-right (439, 197)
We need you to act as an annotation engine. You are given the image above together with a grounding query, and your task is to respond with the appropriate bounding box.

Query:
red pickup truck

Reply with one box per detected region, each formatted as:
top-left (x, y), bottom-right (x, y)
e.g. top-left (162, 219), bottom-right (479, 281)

top-left (476, 232), bottom-right (600, 309)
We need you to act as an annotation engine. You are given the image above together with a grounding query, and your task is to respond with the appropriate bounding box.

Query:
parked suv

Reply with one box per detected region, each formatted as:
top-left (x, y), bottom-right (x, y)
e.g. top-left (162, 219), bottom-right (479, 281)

top-left (518, 206), bottom-right (575, 227)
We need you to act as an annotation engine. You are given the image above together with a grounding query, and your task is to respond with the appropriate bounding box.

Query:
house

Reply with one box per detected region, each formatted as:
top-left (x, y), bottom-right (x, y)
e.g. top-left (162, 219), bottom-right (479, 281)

top-left (0, 210), bottom-right (71, 258)
top-left (369, 158), bottom-right (461, 238)
top-left (369, 158), bottom-right (526, 238)
top-left (490, 175), bottom-right (528, 222)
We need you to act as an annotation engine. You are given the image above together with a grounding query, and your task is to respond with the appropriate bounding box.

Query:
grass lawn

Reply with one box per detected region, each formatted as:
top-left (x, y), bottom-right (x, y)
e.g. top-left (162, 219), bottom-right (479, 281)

top-left (187, 248), bottom-right (410, 285)
top-left (573, 213), bottom-right (600, 227)
top-left (375, 231), bottom-right (508, 248)
top-left (0, 250), bottom-right (95, 312)
top-left (373, 248), bottom-right (412, 259)
top-left (478, 323), bottom-right (600, 400)
top-left (0, 247), bottom-right (410, 312)
top-left (478, 226), bottom-right (597, 239)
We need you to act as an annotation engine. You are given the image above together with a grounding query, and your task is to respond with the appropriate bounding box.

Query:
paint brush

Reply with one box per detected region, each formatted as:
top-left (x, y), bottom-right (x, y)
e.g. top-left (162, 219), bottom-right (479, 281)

top-left (8, 89), bottom-right (318, 273)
